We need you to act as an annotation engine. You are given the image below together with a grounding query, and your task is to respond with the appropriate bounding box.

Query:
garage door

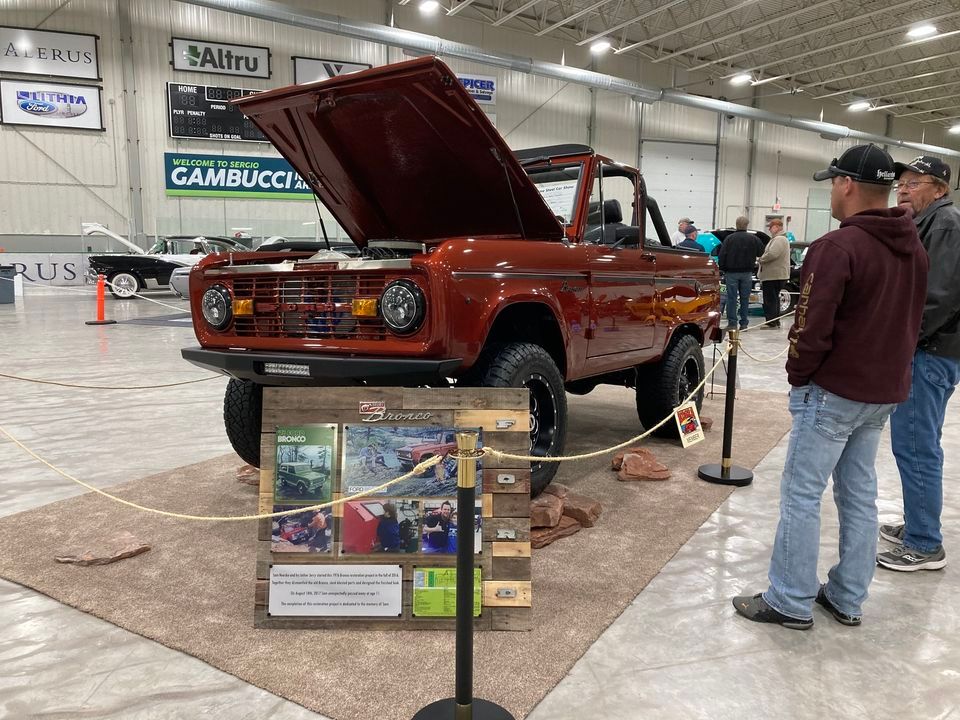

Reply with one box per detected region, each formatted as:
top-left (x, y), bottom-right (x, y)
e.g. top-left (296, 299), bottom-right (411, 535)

top-left (640, 140), bottom-right (718, 231)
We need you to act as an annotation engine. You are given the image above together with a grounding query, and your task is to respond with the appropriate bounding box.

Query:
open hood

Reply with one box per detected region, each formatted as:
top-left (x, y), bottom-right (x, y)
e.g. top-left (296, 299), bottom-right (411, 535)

top-left (234, 57), bottom-right (563, 247)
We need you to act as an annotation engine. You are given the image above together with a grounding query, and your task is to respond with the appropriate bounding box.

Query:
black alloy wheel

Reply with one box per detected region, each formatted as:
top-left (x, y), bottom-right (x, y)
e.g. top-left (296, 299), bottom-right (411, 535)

top-left (636, 334), bottom-right (705, 439)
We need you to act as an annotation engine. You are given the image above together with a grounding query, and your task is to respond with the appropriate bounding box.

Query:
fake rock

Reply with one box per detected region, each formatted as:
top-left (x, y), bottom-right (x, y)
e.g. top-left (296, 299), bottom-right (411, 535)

top-left (617, 449), bottom-right (672, 481)
top-left (530, 492), bottom-right (564, 528)
top-left (562, 492), bottom-right (602, 528)
top-left (55, 531), bottom-right (151, 566)
top-left (531, 515), bottom-right (582, 548)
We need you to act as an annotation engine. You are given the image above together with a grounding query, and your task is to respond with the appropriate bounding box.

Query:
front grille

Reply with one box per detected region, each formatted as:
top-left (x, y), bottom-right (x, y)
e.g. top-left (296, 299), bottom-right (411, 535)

top-left (231, 273), bottom-right (388, 340)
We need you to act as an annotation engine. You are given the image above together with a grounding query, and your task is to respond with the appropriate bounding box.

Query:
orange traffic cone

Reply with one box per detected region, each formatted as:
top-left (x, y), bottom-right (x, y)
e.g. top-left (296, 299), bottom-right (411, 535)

top-left (85, 274), bottom-right (117, 326)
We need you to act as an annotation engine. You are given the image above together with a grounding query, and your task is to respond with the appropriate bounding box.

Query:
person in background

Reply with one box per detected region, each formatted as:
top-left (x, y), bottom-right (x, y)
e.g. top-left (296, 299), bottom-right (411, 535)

top-left (718, 216), bottom-right (764, 330)
top-left (671, 217), bottom-right (694, 245)
top-left (376, 502), bottom-right (402, 552)
top-left (733, 144), bottom-right (927, 629)
top-left (678, 226), bottom-right (704, 251)
top-left (877, 156), bottom-right (960, 572)
top-left (758, 218), bottom-right (791, 329)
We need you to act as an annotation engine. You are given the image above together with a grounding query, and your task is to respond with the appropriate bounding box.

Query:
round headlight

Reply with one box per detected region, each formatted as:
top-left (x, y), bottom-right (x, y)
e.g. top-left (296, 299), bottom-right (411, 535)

top-left (380, 279), bottom-right (426, 335)
top-left (202, 284), bottom-right (232, 330)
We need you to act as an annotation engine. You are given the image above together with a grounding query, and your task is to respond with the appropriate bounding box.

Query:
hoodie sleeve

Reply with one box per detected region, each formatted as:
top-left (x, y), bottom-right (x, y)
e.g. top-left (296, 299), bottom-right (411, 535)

top-left (919, 225), bottom-right (960, 343)
top-left (786, 240), bottom-right (852, 387)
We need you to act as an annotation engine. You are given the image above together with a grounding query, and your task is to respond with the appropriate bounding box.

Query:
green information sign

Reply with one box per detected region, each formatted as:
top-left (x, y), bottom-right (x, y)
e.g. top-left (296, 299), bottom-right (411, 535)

top-left (412, 567), bottom-right (482, 617)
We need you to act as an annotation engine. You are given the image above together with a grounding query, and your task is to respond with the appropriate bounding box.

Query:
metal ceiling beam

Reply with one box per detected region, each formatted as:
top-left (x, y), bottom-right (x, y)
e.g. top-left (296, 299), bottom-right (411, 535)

top-left (177, 0), bottom-right (960, 157)
top-left (800, 49), bottom-right (960, 90)
top-left (692, 0), bottom-right (916, 73)
top-left (575, 0), bottom-right (687, 47)
top-left (871, 92), bottom-right (960, 113)
top-left (446, 0), bottom-right (478, 17)
top-left (492, 0), bottom-right (544, 26)
top-left (535, 0), bottom-right (613, 37)
top-left (616, 0), bottom-right (759, 55)
top-left (745, 12), bottom-right (960, 82)
top-left (816, 69), bottom-right (960, 99)
top-left (752, 27), bottom-right (960, 86)
top-left (654, 0), bottom-right (842, 64)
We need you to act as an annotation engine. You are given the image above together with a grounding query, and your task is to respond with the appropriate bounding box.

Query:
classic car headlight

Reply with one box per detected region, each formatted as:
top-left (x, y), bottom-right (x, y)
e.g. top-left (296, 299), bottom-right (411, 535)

top-left (380, 279), bottom-right (425, 335)
top-left (202, 284), bottom-right (232, 330)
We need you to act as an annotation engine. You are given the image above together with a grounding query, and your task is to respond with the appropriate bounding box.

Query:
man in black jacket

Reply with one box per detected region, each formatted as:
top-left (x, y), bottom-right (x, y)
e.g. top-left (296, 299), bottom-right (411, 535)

top-left (718, 216), bottom-right (764, 330)
top-left (878, 156), bottom-right (960, 572)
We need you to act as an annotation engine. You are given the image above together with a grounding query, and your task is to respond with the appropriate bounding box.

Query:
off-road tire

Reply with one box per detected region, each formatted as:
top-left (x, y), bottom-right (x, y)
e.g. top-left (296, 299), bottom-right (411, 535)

top-left (473, 342), bottom-right (567, 496)
top-left (636, 334), bottom-right (705, 439)
top-left (224, 378), bottom-right (263, 467)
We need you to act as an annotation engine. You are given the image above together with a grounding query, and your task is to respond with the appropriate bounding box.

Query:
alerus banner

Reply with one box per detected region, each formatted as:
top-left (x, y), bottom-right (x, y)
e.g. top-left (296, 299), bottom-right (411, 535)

top-left (170, 38), bottom-right (271, 78)
top-left (164, 152), bottom-right (314, 200)
top-left (0, 27), bottom-right (100, 80)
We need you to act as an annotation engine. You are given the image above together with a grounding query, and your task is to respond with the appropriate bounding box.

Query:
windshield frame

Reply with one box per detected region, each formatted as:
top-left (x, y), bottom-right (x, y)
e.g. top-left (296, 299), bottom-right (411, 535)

top-left (523, 160), bottom-right (585, 229)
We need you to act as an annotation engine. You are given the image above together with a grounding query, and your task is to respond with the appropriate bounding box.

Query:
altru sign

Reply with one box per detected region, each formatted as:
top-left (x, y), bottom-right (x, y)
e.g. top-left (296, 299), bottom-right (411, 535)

top-left (171, 38), bottom-right (270, 79)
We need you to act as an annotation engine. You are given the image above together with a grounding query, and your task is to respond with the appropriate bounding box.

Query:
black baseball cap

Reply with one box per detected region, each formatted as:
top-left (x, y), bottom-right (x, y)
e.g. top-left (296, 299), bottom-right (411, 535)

top-left (813, 143), bottom-right (896, 185)
top-left (894, 155), bottom-right (951, 183)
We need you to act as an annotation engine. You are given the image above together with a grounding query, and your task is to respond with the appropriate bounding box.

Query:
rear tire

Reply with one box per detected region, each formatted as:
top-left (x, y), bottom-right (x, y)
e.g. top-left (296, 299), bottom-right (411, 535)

top-left (224, 379), bottom-right (263, 467)
top-left (473, 342), bottom-right (566, 496)
top-left (636, 334), bottom-right (705, 439)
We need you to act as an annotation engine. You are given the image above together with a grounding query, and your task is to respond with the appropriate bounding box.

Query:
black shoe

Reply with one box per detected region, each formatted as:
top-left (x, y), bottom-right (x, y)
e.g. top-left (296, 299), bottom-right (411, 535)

top-left (732, 593), bottom-right (813, 630)
top-left (815, 585), bottom-right (861, 626)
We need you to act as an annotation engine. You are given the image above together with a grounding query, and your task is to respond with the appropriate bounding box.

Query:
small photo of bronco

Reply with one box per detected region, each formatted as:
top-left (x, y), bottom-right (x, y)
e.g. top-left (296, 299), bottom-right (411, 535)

top-left (273, 424), bottom-right (337, 503)
top-left (276, 461), bottom-right (328, 500)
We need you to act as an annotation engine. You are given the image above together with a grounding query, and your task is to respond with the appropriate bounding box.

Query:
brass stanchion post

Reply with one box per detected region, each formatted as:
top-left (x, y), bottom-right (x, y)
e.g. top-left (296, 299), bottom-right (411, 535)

top-left (697, 329), bottom-right (753, 487)
top-left (411, 432), bottom-right (515, 720)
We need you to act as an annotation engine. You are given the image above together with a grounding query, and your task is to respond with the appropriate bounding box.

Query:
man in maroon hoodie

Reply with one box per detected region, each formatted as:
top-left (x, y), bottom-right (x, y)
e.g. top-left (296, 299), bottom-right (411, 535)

top-left (733, 144), bottom-right (928, 630)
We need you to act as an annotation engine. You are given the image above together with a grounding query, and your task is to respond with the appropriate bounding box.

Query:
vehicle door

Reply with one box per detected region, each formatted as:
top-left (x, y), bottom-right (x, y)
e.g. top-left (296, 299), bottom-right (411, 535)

top-left (586, 161), bottom-right (656, 357)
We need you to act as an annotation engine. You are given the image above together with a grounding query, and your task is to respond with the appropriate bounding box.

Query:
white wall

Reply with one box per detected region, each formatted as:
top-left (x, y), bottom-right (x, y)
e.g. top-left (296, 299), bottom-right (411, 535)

top-left (2, 0), bottom-right (959, 249)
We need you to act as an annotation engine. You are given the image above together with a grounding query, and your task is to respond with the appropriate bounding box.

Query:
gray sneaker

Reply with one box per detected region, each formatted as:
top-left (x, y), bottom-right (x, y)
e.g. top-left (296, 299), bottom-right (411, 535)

top-left (876, 544), bottom-right (947, 572)
top-left (879, 523), bottom-right (905, 543)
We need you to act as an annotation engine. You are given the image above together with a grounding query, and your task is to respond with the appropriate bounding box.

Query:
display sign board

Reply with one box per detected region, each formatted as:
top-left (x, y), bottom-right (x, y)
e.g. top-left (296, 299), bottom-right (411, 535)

top-left (0, 254), bottom-right (84, 286)
top-left (0, 26), bottom-right (100, 80)
top-left (164, 152), bottom-right (314, 200)
top-left (255, 387), bottom-right (532, 631)
top-left (293, 56), bottom-right (372, 85)
top-left (166, 83), bottom-right (266, 141)
top-left (170, 37), bottom-right (271, 78)
top-left (268, 565), bottom-right (403, 617)
top-left (0, 79), bottom-right (103, 130)
top-left (458, 73), bottom-right (497, 105)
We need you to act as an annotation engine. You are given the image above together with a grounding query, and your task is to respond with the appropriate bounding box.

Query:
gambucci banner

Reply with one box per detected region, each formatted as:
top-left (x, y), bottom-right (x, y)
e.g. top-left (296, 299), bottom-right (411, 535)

top-left (164, 152), bottom-right (314, 200)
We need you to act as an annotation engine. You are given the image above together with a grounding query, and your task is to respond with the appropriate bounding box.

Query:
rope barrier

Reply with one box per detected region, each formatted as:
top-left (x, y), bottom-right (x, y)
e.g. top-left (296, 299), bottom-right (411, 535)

top-left (485, 349), bottom-right (728, 463)
top-left (0, 347), bottom-right (731, 522)
top-left (0, 274), bottom-right (189, 313)
top-left (738, 309), bottom-right (796, 333)
top-left (0, 422), bottom-right (443, 522)
top-left (0, 371), bottom-right (223, 390)
top-left (737, 344), bottom-right (790, 363)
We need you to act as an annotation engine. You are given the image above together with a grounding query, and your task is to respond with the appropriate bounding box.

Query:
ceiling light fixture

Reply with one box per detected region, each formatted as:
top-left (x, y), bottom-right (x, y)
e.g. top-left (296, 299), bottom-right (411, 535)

top-left (590, 39), bottom-right (612, 55)
top-left (906, 24), bottom-right (937, 39)
top-left (949, 124), bottom-right (960, 134)
top-left (729, 73), bottom-right (752, 85)
top-left (419, 0), bottom-right (440, 15)
top-left (848, 101), bottom-right (872, 112)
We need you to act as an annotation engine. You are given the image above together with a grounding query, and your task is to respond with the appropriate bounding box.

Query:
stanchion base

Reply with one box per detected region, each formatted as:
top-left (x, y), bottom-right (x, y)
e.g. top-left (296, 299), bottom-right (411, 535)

top-left (84, 320), bottom-right (117, 325)
top-left (411, 698), bottom-right (516, 720)
top-left (698, 463), bottom-right (753, 487)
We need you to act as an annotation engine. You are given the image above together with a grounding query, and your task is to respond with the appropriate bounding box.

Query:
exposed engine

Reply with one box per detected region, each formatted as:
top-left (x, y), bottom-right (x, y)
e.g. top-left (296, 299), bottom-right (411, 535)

top-left (361, 240), bottom-right (429, 260)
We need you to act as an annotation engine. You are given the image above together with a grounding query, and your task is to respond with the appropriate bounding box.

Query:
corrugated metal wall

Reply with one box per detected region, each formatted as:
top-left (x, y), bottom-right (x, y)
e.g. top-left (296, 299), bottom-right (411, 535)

top-left (2, 0), bottom-right (957, 246)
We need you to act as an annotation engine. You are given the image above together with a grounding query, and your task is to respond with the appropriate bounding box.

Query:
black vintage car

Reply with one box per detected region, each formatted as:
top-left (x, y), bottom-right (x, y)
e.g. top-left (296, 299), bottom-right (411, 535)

top-left (87, 235), bottom-right (245, 298)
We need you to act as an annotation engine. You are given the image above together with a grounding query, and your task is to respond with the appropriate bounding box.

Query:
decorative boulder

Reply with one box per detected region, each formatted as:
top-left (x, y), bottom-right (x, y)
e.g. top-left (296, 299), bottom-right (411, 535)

top-left (236, 464), bottom-right (260, 486)
top-left (701, 416), bottom-right (714, 432)
top-left (617, 449), bottom-right (672, 481)
top-left (531, 516), bottom-right (582, 549)
top-left (55, 531), bottom-right (151, 566)
top-left (530, 492), bottom-right (564, 528)
top-left (542, 482), bottom-right (570, 500)
top-left (562, 492), bottom-right (602, 528)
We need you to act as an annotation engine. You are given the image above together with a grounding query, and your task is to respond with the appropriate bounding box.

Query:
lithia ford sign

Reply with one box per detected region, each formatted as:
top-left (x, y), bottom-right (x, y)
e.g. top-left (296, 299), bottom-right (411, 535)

top-left (171, 38), bottom-right (271, 79)
top-left (0, 27), bottom-right (100, 80)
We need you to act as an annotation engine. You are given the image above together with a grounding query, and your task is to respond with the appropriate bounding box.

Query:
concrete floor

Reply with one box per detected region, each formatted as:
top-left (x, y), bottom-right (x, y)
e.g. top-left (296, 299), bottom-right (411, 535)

top-left (2, 290), bottom-right (957, 719)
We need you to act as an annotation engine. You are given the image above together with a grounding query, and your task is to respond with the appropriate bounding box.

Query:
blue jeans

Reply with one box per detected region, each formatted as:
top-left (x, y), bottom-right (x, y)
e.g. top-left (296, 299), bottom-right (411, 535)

top-left (890, 349), bottom-right (960, 552)
top-left (724, 272), bottom-right (752, 329)
top-left (764, 384), bottom-right (896, 620)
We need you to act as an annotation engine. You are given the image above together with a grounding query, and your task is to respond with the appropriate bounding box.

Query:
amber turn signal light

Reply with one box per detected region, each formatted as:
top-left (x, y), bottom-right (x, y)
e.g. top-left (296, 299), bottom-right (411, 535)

top-left (232, 299), bottom-right (254, 316)
top-left (352, 298), bottom-right (378, 317)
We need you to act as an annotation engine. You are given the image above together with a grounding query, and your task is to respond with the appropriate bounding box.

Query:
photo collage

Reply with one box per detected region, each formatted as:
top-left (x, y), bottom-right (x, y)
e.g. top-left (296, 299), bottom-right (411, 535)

top-left (271, 424), bottom-right (483, 557)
